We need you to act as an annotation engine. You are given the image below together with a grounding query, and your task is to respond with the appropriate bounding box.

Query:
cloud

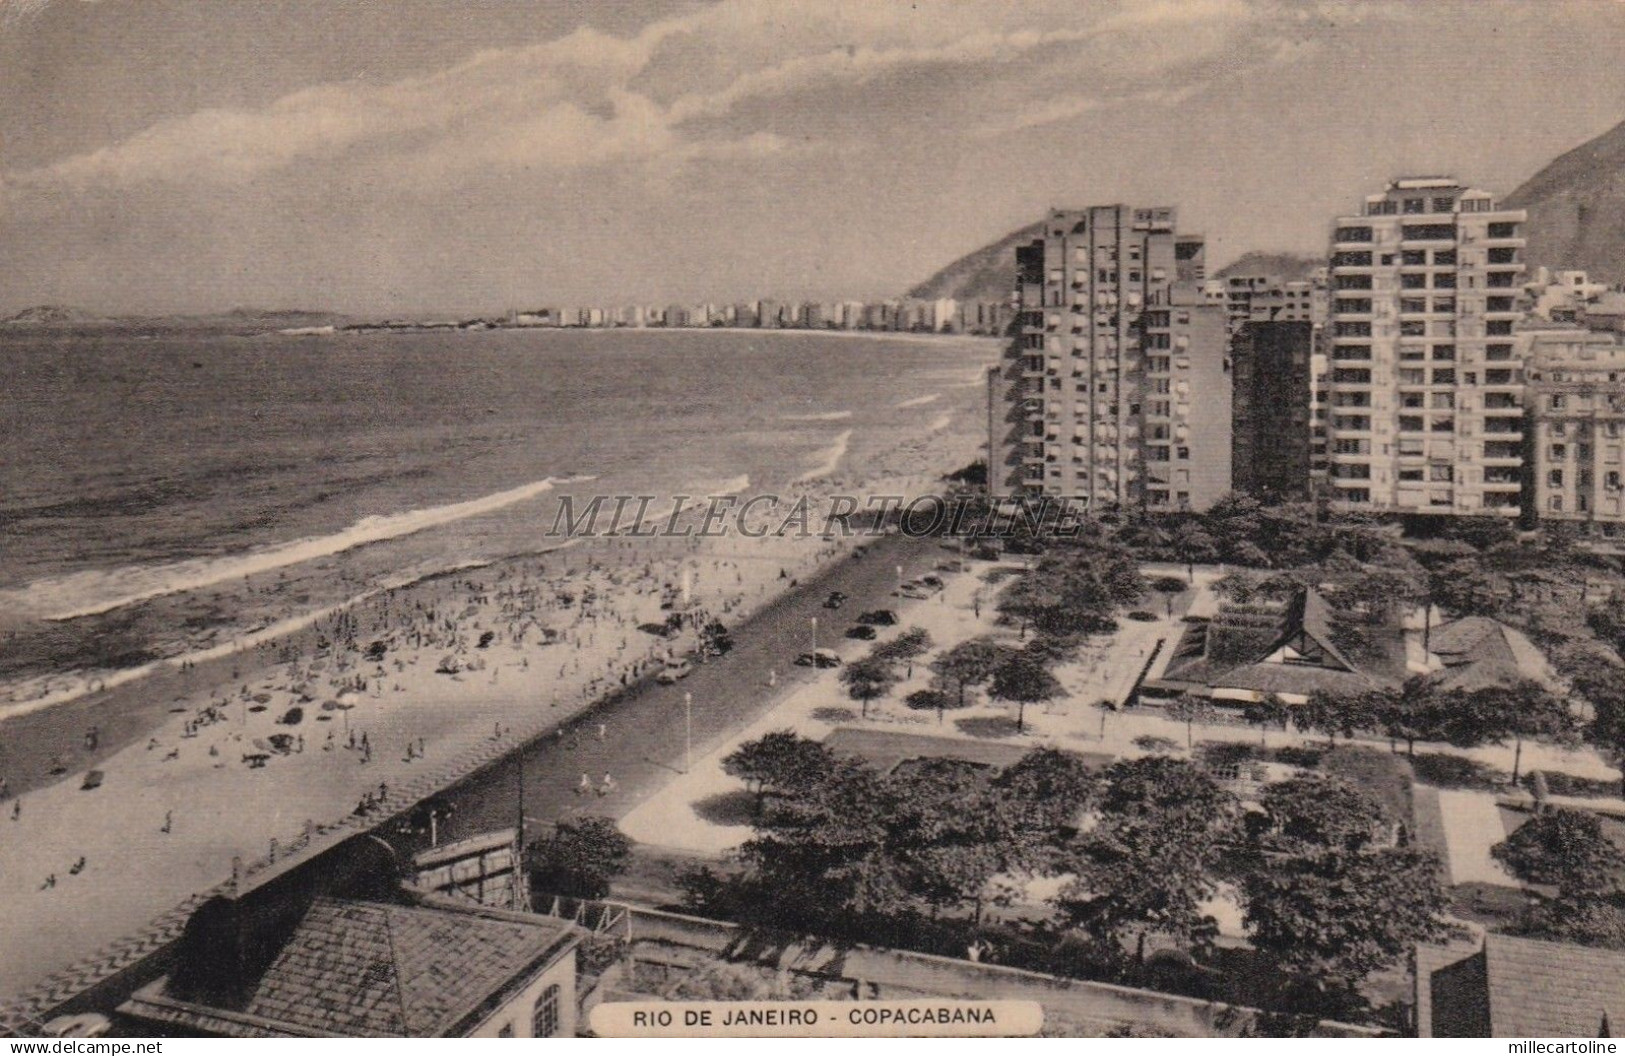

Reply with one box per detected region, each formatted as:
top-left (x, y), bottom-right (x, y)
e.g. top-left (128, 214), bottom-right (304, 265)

top-left (7, 0), bottom-right (1331, 200)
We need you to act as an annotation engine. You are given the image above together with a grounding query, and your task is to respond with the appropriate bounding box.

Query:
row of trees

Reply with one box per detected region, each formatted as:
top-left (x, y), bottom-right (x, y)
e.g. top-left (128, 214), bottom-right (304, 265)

top-left (1287, 678), bottom-right (1578, 783)
top-left (702, 733), bottom-right (1450, 1019)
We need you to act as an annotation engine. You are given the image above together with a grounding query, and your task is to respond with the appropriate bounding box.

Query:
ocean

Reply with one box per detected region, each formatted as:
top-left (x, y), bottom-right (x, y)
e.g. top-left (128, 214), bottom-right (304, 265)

top-left (0, 326), bottom-right (996, 707)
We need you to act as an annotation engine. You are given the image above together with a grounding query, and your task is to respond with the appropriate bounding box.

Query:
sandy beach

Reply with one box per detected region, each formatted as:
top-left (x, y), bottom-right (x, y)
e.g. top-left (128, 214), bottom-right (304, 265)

top-left (0, 396), bottom-right (985, 997)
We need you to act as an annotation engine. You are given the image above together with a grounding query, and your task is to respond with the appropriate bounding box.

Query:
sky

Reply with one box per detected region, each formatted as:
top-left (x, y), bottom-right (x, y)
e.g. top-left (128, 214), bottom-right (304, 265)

top-left (3, 0), bottom-right (1625, 316)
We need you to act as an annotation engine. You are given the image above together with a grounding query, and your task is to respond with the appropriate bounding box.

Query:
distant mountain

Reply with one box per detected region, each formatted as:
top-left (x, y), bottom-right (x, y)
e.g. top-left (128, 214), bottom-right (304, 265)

top-left (0, 304), bottom-right (348, 332)
top-left (1505, 117), bottom-right (1625, 283)
top-left (1, 305), bottom-right (107, 325)
top-left (1213, 252), bottom-right (1321, 282)
top-left (905, 222), bottom-right (1042, 303)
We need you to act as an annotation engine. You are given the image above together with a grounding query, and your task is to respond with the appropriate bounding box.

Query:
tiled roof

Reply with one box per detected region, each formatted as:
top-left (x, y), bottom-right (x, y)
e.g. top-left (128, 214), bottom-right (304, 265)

top-left (1482, 934), bottom-right (1625, 1038)
top-left (238, 898), bottom-right (572, 1037)
top-left (1419, 935), bottom-right (1625, 1037)
top-left (1429, 618), bottom-right (1552, 694)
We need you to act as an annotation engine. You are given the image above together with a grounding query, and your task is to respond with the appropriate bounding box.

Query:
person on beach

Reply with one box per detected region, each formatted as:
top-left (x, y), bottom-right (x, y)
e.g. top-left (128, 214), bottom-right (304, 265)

top-left (599, 772), bottom-right (616, 796)
top-left (160, 810), bottom-right (172, 834)
top-left (11, 798), bottom-right (19, 821)
top-left (577, 772), bottom-right (590, 796)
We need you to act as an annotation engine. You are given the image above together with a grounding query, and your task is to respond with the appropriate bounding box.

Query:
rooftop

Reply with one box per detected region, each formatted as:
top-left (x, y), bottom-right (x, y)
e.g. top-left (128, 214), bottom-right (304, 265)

top-left (1418, 934), bottom-right (1625, 1037)
top-left (122, 896), bottom-right (578, 1038)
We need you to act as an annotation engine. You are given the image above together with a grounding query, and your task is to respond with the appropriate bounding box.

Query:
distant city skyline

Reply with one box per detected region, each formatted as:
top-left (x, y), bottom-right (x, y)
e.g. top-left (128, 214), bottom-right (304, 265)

top-left (3, 0), bottom-right (1625, 316)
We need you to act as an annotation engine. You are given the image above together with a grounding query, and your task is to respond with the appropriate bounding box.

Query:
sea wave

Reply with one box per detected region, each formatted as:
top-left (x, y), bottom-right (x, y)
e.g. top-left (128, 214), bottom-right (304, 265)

top-left (794, 430), bottom-right (853, 483)
top-left (894, 393), bottom-right (941, 409)
top-left (928, 413), bottom-right (953, 432)
top-left (782, 411), bottom-right (853, 422)
top-left (705, 474), bottom-right (752, 497)
top-left (4, 475), bottom-right (595, 622)
top-left (0, 539), bottom-right (584, 723)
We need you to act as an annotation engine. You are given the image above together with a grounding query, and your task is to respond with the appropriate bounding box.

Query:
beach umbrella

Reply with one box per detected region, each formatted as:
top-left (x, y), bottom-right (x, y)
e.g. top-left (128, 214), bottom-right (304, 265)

top-left (252, 693), bottom-right (272, 704)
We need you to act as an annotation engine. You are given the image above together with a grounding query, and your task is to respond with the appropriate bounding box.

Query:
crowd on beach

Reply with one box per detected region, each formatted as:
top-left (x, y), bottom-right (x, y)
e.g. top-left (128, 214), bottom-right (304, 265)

top-left (0, 405), bottom-right (985, 993)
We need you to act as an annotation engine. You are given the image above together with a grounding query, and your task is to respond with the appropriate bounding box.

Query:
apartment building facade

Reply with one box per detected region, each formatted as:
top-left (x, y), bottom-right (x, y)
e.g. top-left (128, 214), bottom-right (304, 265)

top-left (1524, 329), bottom-right (1625, 538)
top-left (1324, 178), bottom-right (1527, 516)
top-left (989, 205), bottom-right (1230, 511)
top-left (1232, 320), bottom-right (1315, 502)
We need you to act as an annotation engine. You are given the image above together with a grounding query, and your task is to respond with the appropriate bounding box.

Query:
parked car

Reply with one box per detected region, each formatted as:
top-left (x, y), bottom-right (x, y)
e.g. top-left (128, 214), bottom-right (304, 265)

top-left (656, 661), bottom-right (693, 684)
top-left (823, 591), bottom-right (847, 610)
top-left (845, 625), bottom-right (877, 641)
top-left (1126, 611), bottom-right (1159, 622)
top-left (795, 649), bottom-right (843, 668)
top-left (920, 574), bottom-right (945, 589)
top-left (858, 609), bottom-right (898, 626)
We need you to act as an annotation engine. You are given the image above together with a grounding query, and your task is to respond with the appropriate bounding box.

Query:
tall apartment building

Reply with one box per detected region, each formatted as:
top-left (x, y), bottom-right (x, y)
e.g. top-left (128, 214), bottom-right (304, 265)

top-left (1324, 178), bottom-right (1527, 516)
top-left (988, 205), bottom-right (1231, 511)
top-left (1524, 329), bottom-right (1625, 538)
top-left (1232, 321), bottom-right (1314, 502)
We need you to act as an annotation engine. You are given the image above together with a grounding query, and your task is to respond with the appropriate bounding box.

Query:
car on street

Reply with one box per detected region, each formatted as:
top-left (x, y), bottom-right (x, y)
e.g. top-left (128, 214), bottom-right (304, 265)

top-left (857, 609), bottom-right (898, 626)
top-left (823, 591), bottom-right (847, 609)
top-left (845, 625), bottom-right (877, 640)
top-left (794, 649), bottom-right (843, 668)
top-left (656, 660), bottom-right (693, 684)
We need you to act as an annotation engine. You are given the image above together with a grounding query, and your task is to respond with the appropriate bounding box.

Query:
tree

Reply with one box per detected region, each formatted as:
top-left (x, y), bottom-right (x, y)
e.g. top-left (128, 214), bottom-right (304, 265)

top-left (988, 653), bottom-right (1064, 732)
top-left (738, 756), bottom-right (910, 924)
top-left (528, 815), bottom-right (632, 900)
top-left (1570, 654), bottom-right (1625, 797)
top-left (1165, 695), bottom-right (1216, 749)
top-left (889, 759), bottom-right (1006, 922)
top-left (1257, 775), bottom-right (1387, 853)
top-left (1296, 690), bottom-right (1376, 748)
top-left (1491, 808), bottom-right (1625, 900)
top-left (929, 637), bottom-right (1013, 708)
top-left (841, 655), bottom-right (898, 718)
top-left (721, 730), bottom-right (833, 810)
top-left (990, 748), bottom-right (1098, 870)
top-left (1241, 846), bottom-right (1448, 997)
top-left (1429, 557), bottom-right (1511, 619)
top-left (1059, 757), bottom-right (1239, 963)
top-left (872, 626), bottom-right (933, 678)
top-left (905, 687), bottom-right (961, 724)
top-left (1242, 695), bottom-right (1292, 747)
top-left (1172, 521), bottom-right (1220, 581)
top-left (1369, 679), bottom-right (1456, 757)
top-left (1150, 575), bottom-right (1186, 617)
top-left (1461, 680), bottom-right (1580, 784)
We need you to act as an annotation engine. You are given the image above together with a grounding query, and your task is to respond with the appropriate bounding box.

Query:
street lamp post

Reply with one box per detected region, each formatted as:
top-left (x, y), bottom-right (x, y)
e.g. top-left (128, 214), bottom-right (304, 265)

top-left (810, 617), bottom-right (818, 654)
top-left (684, 691), bottom-right (693, 775)
top-left (896, 565), bottom-right (904, 595)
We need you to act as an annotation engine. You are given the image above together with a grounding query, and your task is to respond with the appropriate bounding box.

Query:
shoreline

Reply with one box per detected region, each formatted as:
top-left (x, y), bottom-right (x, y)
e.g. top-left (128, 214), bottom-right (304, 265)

top-left (0, 450), bottom-right (980, 999)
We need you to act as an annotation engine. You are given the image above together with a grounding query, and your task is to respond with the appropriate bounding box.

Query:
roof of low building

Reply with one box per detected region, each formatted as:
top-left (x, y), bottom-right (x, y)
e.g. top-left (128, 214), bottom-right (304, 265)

top-left (1428, 617), bottom-right (1554, 694)
top-left (123, 896), bottom-right (578, 1038)
top-left (1419, 934), bottom-right (1625, 1038)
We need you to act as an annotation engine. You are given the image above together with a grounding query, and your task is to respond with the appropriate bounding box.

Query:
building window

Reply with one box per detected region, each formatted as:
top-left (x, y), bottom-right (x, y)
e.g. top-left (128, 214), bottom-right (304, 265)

top-left (1488, 222), bottom-right (1517, 239)
top-left (1550, 395), bottom-right (1567, 411)
top-left (1551, 495), bottom-right (1565, 511)
top-left (533, 985), bottom-right (561, 1038)
top-left (1608, 471), bottom-right (1621, 490)
top-left (1550, 469), bottom-right (1565, 488)
top-left (1434, 249), bottom-right (1458, 265)
top-left (1404, 198), bottom-right (1426, 214)
top-left (1551, 444), bottom-right (1568, 460)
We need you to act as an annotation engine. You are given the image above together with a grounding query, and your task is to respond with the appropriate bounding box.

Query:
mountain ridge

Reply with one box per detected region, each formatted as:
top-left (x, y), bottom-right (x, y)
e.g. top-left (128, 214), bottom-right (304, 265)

top-left (1504, 116), bottom-right (1625, 284)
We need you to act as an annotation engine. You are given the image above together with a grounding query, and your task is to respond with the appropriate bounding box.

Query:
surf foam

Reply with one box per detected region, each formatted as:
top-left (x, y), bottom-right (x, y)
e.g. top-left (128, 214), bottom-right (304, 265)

top-left (7, 475), bottom-right (594, 622)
